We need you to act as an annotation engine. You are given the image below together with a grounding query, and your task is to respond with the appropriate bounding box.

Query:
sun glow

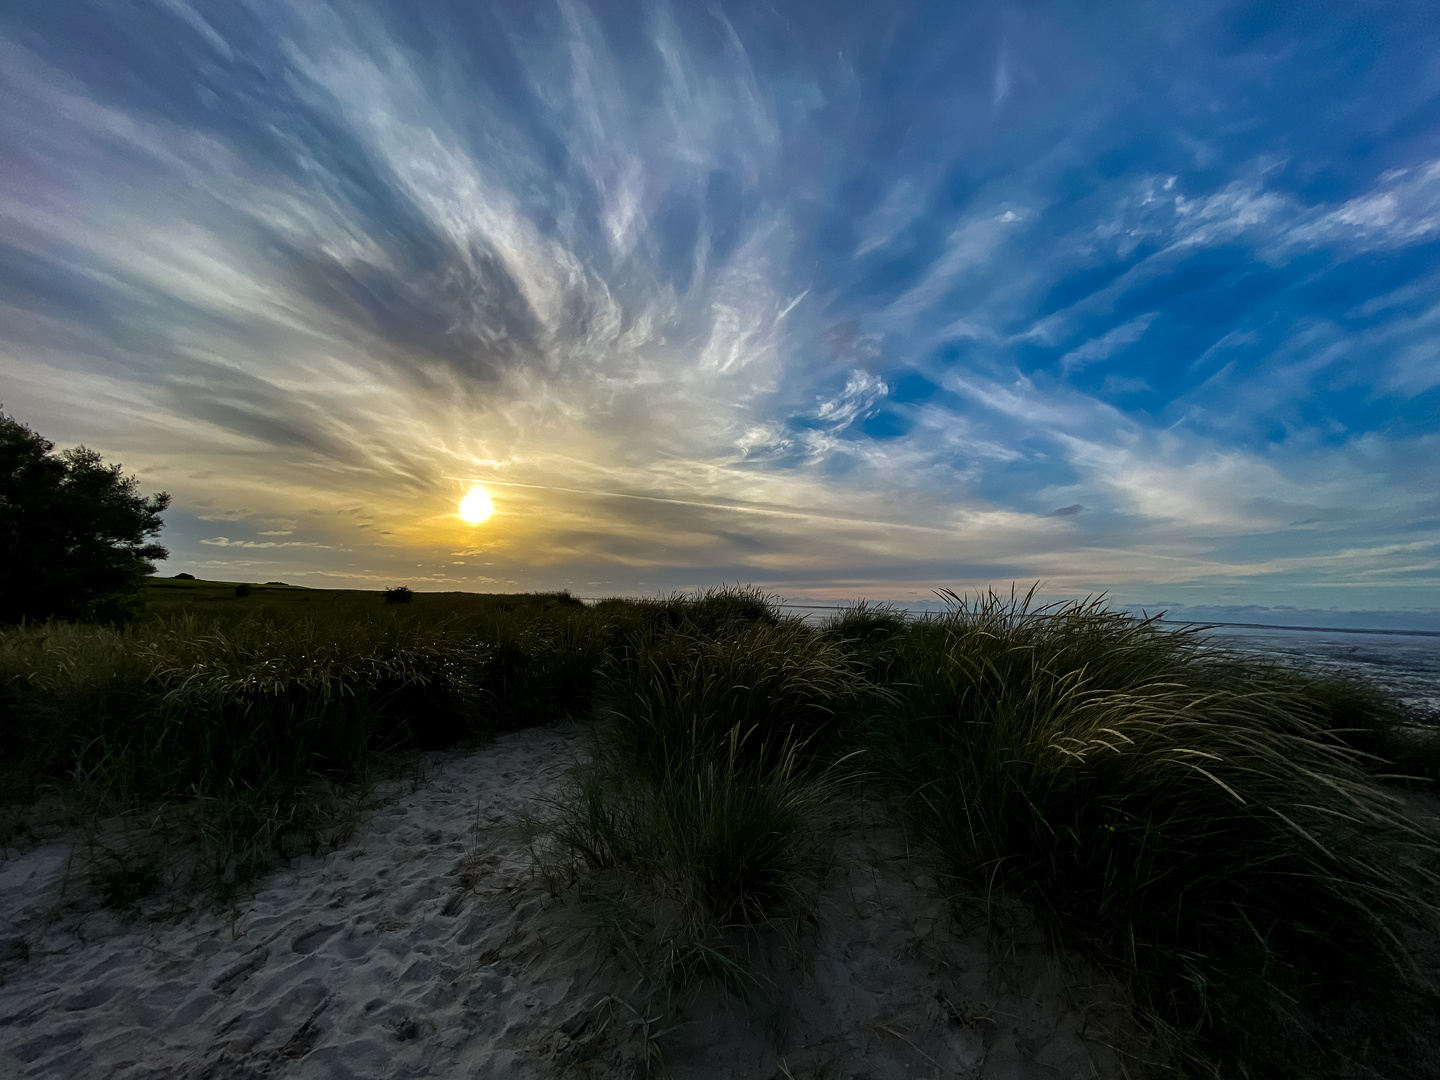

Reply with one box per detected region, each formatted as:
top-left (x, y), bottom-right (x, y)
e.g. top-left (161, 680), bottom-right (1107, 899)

top-left (458, 486), bottom-right (494, 525)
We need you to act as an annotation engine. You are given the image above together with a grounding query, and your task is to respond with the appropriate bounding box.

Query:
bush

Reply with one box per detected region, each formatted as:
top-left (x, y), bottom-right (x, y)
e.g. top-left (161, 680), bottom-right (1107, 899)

top-left (0, 411), bottom-right (169, 623)
top-left (383, 585), bottom-right (414, 604)
top-left (234, 583), bottom-right (250, 598)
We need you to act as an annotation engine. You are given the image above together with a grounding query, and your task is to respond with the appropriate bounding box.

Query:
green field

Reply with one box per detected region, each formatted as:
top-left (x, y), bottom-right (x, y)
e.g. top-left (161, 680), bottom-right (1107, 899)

top-left (3, 578), bottom-right (1439, 1077)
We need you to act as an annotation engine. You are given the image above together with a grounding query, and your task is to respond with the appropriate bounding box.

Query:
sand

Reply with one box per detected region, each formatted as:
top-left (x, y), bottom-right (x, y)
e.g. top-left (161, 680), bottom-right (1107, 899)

top-left (0, 721), bottom-right (1141, 1079)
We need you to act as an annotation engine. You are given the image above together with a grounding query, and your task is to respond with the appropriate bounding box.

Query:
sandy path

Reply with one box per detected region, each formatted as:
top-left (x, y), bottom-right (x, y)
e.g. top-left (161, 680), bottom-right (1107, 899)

top-left (0, 723), bottom-right (605, 1080)
top-left (0, 722), bottom-right (1141, 1079)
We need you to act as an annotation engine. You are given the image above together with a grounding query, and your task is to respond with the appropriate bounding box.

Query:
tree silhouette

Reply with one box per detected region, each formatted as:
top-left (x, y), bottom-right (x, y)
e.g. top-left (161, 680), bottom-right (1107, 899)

top-left (0, 411), bottom-right (169, 622)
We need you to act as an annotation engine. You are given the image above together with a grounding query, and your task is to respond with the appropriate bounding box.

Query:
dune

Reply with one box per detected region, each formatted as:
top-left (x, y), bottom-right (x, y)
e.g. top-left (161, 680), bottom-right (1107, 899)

top-left (0, 721), bottom-right (1141, 1079)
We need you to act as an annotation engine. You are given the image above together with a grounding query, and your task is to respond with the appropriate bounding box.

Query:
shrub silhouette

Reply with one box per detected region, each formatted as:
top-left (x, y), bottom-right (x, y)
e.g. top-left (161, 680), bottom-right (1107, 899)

top-left (0, 410), bottom-right (169, 623)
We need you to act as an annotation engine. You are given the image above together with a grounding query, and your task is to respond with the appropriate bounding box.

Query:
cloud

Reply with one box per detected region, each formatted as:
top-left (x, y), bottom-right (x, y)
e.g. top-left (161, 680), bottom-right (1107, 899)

top-left (1060, 314), bottom-right (1157, 374)
top-left (814, 370), bottom-right (888, 428)
top-left (1, 0), bottom-right (1437, 614)
top-left (1292, 161), bottom-right (1440, 250)
top-left (854, 181), bottom-right (922, 257)
top-left (991, 43), bottom-right (1011, 111)
top-left (201, 537), bottom-right (333, 549)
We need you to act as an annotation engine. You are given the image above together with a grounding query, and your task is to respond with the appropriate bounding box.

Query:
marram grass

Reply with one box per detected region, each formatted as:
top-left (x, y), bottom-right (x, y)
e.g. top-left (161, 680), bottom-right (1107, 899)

top-left (601, 612), bottom-right (876, 778)
top-left (0, 591), bottom-right (612, 891)
top-left (541, 590), bottom-right (867, 929)
top-left (3, 581), bottom-right (1438, 1076)
top-left (543, 724), bottom-right (832, 927)
top-left (860, 589), bottom-right (1440, 1076)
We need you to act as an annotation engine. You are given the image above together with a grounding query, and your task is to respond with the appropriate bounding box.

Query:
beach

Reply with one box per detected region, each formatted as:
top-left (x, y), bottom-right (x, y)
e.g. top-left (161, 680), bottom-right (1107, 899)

top-left (0, 721), bottom-right (1140, 1079)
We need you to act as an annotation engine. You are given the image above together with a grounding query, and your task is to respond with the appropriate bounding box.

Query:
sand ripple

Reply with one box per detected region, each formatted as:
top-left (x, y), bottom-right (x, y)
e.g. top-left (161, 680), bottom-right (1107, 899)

top-left (0, 721), bottom-right (1140, 1079)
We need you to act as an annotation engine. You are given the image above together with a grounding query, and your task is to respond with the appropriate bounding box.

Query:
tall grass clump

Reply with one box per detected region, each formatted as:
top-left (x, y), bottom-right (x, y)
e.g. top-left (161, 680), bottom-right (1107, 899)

top-left (455, 593), bottom-right (610, 728)
top-left (544, 589), bottom-right (876, 928)
top-left (866, 588), bottom-right (1440, 1075)
top-left (590, 584), bottom-right (780, 645)
top-left (1289, 669), bottom-right (1440, 785)
top-left (532, 594), bottom-right (882, 1070)
top-left (551, 723), bottom-right (829, 929)
top-left (819, 601), bottom-right (910, 682)
top-left (604, 617), bottom-right (870, 781)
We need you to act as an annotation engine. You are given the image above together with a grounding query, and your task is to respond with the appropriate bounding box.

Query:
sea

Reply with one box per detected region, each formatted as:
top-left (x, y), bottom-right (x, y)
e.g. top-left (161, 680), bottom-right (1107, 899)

top-left (1194, 623), bottom-right (1440, 721)
top-left (777, 604), bottom-right (1440, 723)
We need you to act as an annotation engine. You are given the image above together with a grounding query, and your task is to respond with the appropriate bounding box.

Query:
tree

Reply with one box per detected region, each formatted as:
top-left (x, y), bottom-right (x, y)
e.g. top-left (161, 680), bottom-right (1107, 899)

top-left (0, 411), bottom-right (170, 623)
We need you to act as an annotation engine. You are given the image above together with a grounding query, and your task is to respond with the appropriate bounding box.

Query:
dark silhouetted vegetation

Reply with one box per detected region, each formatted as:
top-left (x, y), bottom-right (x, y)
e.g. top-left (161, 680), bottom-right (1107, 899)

top-left (0, 410), bottom-right (169, 624)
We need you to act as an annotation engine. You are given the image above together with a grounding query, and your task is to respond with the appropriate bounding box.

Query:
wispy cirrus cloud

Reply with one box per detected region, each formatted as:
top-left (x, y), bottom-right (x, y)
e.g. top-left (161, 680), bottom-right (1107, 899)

top-left (0, 0), bottom-right (1437, 610)
top-left (201, 537), bottom-right (333, 550)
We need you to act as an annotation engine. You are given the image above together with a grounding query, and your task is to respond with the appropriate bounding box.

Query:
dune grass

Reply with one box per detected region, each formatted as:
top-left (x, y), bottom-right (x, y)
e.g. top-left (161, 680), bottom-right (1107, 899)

top-left (525, 589), bottom-right (872, 1069)
top-left (853, 589), bottom-right (1440, 1076)
top-left (541, 593), bottom-right (872, 929)
top-left (0, 586), bottom-right (610, 893)
top-left (3, 579), bottom-right (1438, 1074)
top-left (1297, 669), bottom-right (1440, 785)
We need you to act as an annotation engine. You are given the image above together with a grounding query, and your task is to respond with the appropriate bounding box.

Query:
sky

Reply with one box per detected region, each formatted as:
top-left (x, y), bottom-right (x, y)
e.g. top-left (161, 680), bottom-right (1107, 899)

top-left (2, 0), bottom-right (1439, 621)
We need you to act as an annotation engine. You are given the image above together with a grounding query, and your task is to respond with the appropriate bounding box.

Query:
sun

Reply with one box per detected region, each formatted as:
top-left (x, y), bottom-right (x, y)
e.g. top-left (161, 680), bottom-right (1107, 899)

top-left (458, 486), bottom-right (494, 524)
